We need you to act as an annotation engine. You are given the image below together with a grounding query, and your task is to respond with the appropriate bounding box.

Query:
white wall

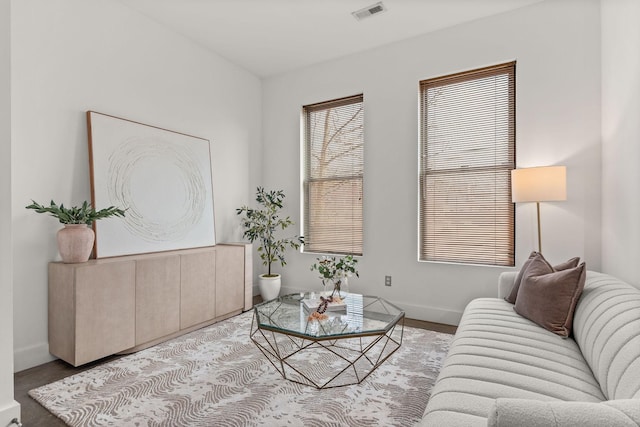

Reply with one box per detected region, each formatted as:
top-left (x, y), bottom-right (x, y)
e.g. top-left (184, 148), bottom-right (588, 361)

top-left (0, 0), bottom-right (21, 422)
top-left (601, 0), bottom-right (640, 287)
top-left (11, 0), bottom-right (261, 371)
top-left (261, 0), bottom-right (602, 324)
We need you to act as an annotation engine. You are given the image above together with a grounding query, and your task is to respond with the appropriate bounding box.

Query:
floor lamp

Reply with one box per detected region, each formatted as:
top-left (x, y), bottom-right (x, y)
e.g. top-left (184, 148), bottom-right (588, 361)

top-left (511, 166), bottom-right (567, 253)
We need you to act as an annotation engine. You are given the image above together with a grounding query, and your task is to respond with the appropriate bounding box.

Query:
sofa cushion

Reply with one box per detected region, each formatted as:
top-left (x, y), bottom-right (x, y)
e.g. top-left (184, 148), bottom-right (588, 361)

top-left (514, 261), bottom-right (586, 337)
top-left (487, 398), bottom-right (640, 427)
top-left (421, 298), bottom-right (605, 426)
top-left (505, 251), bottom-right (580, 304)
top-left (572, 272), bottom-right (640, 400)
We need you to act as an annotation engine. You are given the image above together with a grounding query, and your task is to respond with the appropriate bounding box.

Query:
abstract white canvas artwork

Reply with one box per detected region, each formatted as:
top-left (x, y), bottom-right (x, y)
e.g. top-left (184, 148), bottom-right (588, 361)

top-left (87, 111), bottom-right (215, 258)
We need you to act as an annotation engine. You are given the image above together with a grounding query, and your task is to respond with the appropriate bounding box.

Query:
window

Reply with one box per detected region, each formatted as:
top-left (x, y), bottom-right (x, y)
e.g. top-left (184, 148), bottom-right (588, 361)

top-left (419, 62), bottom-right (515, 266)
top-left (303, 94), bottom-right (364, 255)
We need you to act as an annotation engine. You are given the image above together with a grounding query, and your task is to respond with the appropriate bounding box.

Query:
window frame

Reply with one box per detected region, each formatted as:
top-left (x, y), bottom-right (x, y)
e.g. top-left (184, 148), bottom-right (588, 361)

top-left (302, 94), bottom-right (364, 256)
top-left (418, 62), bottom-right (516, 267)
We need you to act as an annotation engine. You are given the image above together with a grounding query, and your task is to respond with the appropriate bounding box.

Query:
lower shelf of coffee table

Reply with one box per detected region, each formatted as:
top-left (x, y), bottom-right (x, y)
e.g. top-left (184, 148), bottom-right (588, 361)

top-left (250, 313), bottom-right (404, 389)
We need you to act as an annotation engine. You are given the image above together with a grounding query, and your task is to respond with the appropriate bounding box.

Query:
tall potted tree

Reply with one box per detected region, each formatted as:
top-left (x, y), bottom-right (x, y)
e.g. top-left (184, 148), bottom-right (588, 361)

top-left (237, 187), bottom-right (303, 300)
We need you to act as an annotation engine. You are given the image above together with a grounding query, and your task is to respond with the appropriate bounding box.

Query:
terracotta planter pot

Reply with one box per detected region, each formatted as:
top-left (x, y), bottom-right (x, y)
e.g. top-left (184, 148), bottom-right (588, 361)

top-left (56, 224), bottom-right (95, 263)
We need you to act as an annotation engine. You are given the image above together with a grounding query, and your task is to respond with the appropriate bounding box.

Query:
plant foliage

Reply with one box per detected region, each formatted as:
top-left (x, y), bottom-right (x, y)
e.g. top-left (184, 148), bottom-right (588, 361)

top-left (236, 187), bottom-right (303, 276)
top-left (26, 200), bottom-right (126, 225)
top-left (310, 255), bottom-right (359, 290)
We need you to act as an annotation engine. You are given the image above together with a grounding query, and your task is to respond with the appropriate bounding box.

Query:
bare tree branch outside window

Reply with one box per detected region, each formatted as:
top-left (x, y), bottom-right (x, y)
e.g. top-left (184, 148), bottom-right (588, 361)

top-left (303, 95), bottom-right (364, 255)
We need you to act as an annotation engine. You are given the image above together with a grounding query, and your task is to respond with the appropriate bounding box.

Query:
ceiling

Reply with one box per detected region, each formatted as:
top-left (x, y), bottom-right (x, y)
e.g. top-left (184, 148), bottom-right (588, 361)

top-left (117, 0), bottom-right (544, 77)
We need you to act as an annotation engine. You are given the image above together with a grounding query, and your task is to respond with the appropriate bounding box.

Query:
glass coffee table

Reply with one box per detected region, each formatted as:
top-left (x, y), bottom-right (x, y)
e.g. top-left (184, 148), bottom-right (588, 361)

top-left (250, 292), bottom-right (405, 389)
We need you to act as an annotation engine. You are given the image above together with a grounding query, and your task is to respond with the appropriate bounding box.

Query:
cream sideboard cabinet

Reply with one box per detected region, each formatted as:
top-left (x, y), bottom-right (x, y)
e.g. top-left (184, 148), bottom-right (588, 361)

top-left (48, 243), bottom-right (252, 366)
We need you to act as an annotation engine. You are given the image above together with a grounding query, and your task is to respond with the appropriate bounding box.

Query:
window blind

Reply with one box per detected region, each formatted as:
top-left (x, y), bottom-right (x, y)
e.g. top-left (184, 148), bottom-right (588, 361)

top-left (303, 94), bottom-right (364, 255)
top-left (419, 62), bottom-right (515, 266)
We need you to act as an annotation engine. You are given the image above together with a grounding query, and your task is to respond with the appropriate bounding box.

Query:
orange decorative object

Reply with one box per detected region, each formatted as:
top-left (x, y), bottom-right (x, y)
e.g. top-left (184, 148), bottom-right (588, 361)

top-left (307, 311), bottom-right (328, 321)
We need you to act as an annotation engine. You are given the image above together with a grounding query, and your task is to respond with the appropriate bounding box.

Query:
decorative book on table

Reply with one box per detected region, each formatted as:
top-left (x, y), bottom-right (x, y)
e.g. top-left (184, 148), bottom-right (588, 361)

top-left (302, 296), bottom-right (347, 312)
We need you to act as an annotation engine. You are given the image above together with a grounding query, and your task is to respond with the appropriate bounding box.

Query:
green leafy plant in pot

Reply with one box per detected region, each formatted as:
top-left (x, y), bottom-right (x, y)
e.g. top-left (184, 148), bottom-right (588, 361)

top-left (236, 187), bottom-right (303, 301)
top-left (26, 200), bottom-right (125, 263)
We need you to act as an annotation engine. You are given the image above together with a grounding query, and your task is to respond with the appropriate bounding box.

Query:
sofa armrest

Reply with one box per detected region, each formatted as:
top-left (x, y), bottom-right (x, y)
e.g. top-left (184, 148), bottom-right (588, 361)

top-left (487, 398), bottom-right (640, 427)
top-left (498, 271), bottom-right (518, 300)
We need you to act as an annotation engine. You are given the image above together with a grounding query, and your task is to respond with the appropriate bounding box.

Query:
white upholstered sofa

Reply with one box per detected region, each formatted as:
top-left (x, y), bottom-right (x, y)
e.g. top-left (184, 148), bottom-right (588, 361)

top-left (421, 270), bottom-right (640, 426)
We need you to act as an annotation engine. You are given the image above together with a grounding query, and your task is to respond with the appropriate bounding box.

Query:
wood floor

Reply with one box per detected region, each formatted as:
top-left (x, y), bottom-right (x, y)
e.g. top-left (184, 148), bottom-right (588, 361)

top-left (14, 301), bottom-right (457, 427)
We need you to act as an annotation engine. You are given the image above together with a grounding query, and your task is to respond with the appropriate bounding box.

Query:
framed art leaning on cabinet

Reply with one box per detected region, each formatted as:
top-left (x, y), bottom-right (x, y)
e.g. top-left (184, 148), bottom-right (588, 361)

top-left (87, 111), bottom-right (216, 258)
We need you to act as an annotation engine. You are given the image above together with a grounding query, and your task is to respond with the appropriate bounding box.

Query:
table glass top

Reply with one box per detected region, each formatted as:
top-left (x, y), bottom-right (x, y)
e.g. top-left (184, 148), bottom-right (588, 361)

top-left (253, 292), bottom-right (404, 339)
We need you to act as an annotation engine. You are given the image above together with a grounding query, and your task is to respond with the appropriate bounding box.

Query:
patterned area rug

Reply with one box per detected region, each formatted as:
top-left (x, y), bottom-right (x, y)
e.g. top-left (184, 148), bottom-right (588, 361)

top-left (30, 311), bottom-right (452, 426)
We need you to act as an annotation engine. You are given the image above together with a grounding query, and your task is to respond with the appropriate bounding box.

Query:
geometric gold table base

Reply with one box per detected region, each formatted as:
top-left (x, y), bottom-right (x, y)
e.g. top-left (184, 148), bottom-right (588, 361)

top-left (250, 313), bottom-right (405, 389)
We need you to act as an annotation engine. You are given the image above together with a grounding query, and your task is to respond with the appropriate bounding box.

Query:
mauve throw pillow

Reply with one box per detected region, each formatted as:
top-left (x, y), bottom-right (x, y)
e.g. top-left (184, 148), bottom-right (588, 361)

top-left (514, 261), bottom-right (586, 337)
top-left (504, 252), bottom-right (580, 304)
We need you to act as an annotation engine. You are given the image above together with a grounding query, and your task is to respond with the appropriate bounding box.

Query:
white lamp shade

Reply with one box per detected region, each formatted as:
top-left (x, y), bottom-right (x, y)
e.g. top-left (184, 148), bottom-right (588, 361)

top-left (511, 166), bottom-right (567, 203)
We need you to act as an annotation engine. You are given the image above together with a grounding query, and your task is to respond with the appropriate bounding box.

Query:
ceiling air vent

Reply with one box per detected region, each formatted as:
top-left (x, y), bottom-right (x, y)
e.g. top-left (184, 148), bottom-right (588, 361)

top-left (352, 2), bottom-right (387, 21)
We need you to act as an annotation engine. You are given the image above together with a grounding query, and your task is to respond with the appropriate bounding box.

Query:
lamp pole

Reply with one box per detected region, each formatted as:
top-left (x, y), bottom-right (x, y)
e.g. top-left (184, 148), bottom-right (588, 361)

top-left (536, 201), bottom-right (542, 253)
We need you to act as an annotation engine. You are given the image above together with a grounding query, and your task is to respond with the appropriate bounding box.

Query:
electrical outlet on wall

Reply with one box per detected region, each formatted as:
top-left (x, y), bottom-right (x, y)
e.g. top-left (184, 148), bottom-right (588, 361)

top-left (385, 275), bottom-right (392, 286)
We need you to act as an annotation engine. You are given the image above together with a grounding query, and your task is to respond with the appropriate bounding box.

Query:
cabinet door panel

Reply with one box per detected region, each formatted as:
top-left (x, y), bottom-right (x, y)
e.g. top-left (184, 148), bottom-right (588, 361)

top-left (180, 249), bottom-right (216, 329)
top-left (75, 262), bottom-right (135, 365)
top-left (48, 263), bottom-right (77, 364)
top-left (136, 256), bottom-right (180, 345)
top-left (216, 245), bottom-right (245, 316)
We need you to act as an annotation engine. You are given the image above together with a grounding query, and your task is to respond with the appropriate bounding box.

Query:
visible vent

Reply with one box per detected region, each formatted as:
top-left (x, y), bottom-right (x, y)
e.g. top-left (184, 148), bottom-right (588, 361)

top-left (352, 2), bottom-right (387, 21)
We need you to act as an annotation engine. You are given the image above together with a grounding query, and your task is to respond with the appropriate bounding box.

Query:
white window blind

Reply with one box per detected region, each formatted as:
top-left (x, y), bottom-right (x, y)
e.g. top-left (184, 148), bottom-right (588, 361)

top-left (419, 62), bottom-right (515, 266)
top-left (303, 94), bottom-right (364, 255)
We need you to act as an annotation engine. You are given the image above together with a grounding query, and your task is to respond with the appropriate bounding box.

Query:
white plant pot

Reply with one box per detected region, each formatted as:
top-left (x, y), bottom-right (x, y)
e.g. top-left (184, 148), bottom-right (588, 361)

top-left (258, 274), bottom-right (281, 301)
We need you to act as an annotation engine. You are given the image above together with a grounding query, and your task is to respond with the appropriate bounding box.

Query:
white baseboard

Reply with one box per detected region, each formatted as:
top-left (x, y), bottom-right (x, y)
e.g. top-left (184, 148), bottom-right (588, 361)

top-left (13, 341), bottom-right (56, 373)
top-left (0, 400), bottom-right (20, 426)
top-left (396, 301), bottom-right (462, 326)
top-left (279, 285), bottom-right (462, 327)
